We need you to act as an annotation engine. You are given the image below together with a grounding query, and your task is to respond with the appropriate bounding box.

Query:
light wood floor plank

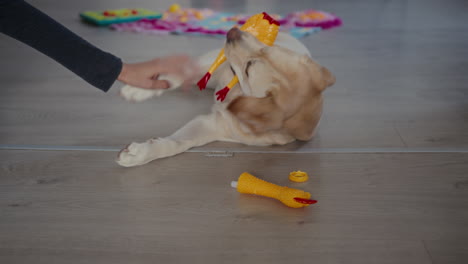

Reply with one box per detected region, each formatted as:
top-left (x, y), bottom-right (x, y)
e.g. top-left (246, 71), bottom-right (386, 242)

top-left (1, 150), bottom-right (467, 263)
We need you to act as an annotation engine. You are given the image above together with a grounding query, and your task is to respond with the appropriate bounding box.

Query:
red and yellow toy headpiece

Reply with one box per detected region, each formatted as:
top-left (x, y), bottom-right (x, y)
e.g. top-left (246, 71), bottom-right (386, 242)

top-left (197, 12), bottom-right (280, 101)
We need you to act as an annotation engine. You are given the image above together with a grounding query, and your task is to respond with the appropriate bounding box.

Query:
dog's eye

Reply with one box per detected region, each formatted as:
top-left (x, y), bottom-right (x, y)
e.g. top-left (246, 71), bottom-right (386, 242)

top-left (245, 60), bottom-right (253, 77)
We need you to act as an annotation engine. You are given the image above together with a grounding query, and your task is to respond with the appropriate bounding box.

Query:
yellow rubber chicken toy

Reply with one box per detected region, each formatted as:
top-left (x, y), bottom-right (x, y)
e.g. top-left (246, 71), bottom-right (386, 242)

top-left (197, 12), bottom-right (280, 101)
top-left (231, 172), bottom-right (317, 208)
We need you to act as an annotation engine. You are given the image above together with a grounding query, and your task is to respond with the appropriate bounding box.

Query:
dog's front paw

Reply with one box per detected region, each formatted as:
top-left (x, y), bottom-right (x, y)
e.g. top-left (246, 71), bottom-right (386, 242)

top-left (119, 75), bottom-right (183, 102)
top-left (120, 85), bottom-right (162, 102)
top-left (116, 141), bottom-right (153, 167)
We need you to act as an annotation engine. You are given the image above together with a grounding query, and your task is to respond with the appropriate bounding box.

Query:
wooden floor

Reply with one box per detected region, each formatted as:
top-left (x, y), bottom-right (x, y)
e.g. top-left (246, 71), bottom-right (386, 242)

top-left (1, 0), bottom-right (468, 263)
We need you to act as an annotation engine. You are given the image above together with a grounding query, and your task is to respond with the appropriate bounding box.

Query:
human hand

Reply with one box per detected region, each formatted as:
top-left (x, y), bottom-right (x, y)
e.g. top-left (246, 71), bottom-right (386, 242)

top-left (117, 55), bottom-right (199, 90)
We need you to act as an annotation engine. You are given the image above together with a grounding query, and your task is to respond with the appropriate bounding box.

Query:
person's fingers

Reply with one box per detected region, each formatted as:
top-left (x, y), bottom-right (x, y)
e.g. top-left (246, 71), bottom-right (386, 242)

top-left (168, 54), bottom-right (191, 64)
top-left (156, 55), bottom-right (198, 76)
top-left (137, 55), bottom-right (199, 92)
top-left (133, 78), bottom-right (154, 90)
top-left (154, 55), bottom-right (189, 69)
top-left (150, 79), bottom-right (170, 90)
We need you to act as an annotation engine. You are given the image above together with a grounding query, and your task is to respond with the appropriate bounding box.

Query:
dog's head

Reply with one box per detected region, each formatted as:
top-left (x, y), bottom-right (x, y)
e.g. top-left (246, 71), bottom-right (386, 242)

top-left (224, 28), bottom-right (335, 141)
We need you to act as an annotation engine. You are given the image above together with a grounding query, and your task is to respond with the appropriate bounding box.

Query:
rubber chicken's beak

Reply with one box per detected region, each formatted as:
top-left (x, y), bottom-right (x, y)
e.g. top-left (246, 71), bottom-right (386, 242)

top-left (294, 198), bottom-right (318, 204)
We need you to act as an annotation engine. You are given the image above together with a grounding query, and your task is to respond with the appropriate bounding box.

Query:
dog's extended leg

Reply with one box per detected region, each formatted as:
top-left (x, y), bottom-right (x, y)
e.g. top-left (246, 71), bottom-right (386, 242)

top-left (119, 74), bottom-right (184, 102)
top-left (117, 112), bottom-right (228, 167)
top-left (120, 50), bottom-right (222, 102)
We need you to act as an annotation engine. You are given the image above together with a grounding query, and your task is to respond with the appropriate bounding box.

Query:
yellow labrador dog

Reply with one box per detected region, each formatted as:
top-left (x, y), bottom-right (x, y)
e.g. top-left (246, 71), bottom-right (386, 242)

top-left (117, 28), bottom-right (335, 167)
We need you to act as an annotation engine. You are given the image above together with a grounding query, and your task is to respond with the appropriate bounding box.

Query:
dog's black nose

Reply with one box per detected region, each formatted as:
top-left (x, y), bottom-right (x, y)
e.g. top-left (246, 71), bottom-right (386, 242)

top-left (226, 27), bottom-right (242, 42)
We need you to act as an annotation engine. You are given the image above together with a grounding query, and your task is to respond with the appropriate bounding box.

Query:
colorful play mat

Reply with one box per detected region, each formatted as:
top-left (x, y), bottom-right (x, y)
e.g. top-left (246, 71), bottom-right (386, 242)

top-left (89, 5), bottom-right (342, 39)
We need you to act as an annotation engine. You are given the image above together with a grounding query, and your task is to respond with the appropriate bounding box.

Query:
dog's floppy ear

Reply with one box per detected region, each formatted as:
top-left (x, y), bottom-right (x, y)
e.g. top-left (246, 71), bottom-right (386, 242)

top-left (321, 66), bottom-right (335, 89)
top-left (227, 92), bottom-right (284, 134)
top-left (300, 55), bottom-right (335, 91)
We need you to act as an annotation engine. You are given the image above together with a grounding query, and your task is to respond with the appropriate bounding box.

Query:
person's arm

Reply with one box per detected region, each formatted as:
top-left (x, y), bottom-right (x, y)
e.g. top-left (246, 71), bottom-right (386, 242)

top-left (0, 0), bottom-right (121, 91)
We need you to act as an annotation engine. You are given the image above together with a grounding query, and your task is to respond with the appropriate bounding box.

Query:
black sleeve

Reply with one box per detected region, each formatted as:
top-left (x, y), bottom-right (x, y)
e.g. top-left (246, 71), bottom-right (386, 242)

top-left (0, 0), bottom-right (122, 92)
